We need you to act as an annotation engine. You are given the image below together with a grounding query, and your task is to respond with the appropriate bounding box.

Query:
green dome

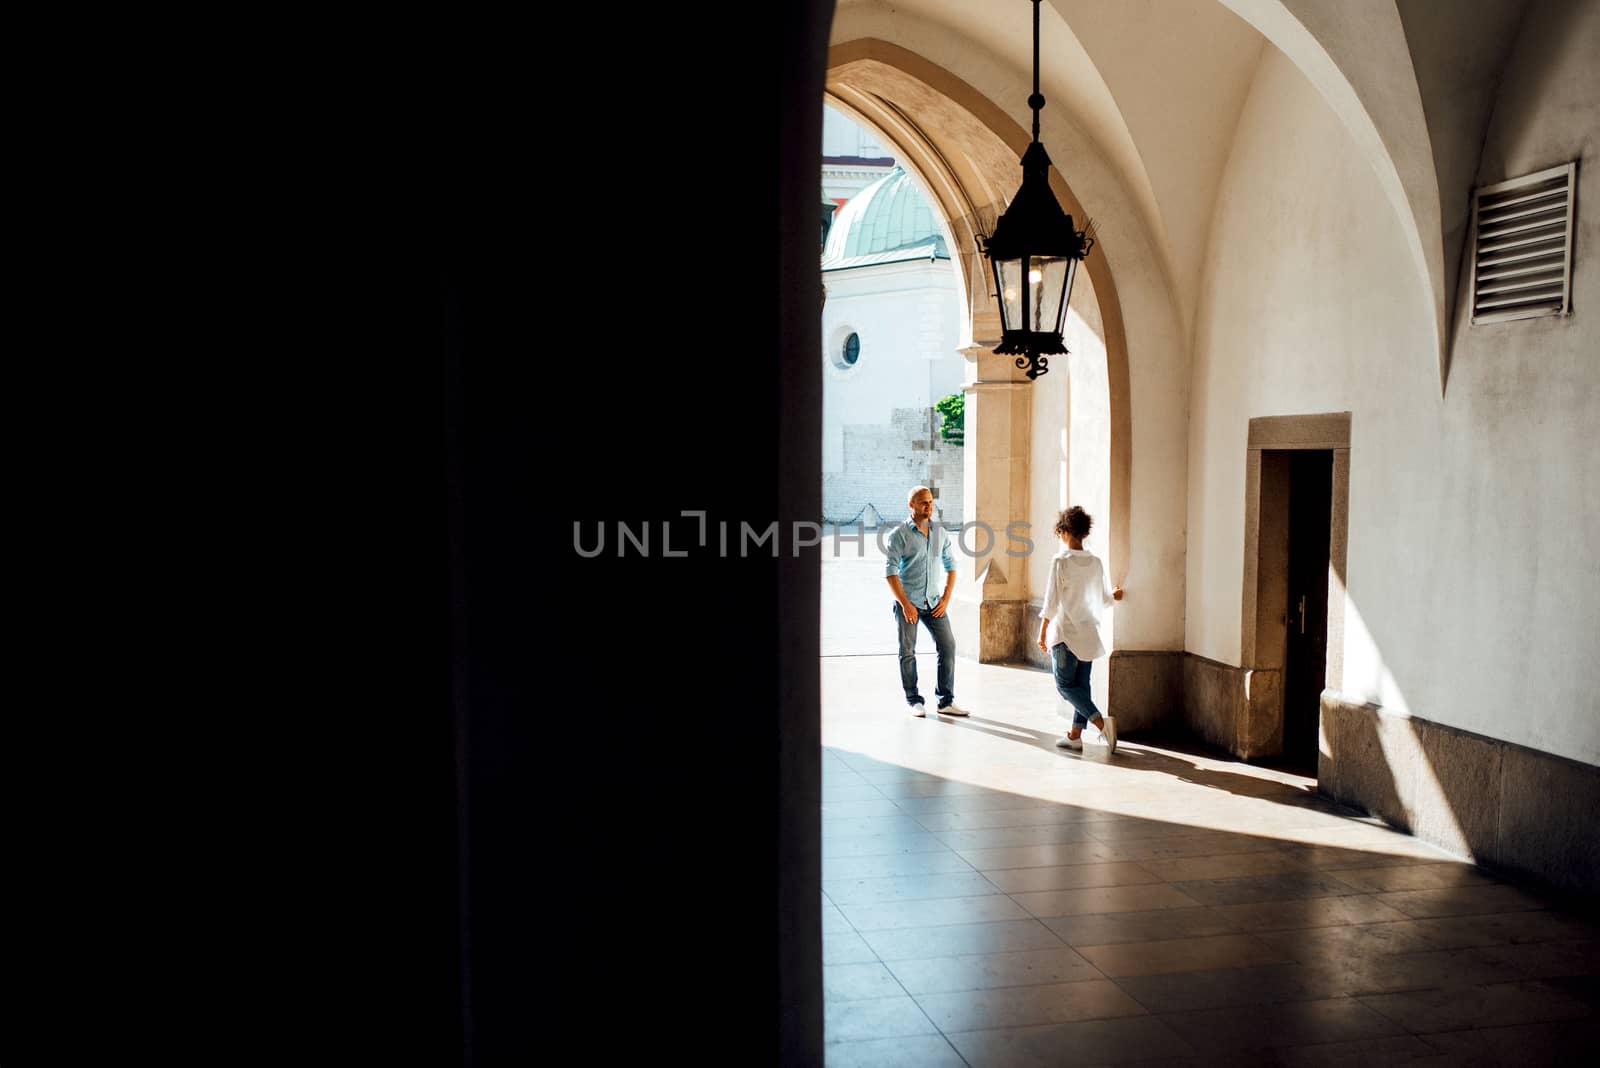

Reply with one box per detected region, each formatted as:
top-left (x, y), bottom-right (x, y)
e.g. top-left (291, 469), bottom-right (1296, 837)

top-left (822, 167), bottom-right (949, 269)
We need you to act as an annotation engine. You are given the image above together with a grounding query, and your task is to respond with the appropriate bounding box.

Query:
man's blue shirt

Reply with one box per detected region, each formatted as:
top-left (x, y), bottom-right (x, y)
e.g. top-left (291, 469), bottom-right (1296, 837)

top-left (884, 519), bottom-right (956, 607)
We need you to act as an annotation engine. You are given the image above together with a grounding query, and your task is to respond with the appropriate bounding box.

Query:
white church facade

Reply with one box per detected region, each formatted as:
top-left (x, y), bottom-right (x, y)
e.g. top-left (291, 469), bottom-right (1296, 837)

top-left (821, 108), bottom-right (968, 526)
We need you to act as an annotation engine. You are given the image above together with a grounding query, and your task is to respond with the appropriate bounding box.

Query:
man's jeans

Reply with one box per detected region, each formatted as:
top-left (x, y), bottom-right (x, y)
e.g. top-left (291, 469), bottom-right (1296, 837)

top-left (895, 601), bottom-right (955, 707)
top-left (1050, 642), bottom-right (1101, 728)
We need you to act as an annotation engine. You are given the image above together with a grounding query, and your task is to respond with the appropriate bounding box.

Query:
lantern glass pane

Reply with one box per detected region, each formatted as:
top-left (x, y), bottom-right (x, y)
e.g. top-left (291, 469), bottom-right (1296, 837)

top-left (995, 257), bottom-right (1024, 332)
top-left (1029, 256), bottom-right (1073, 334)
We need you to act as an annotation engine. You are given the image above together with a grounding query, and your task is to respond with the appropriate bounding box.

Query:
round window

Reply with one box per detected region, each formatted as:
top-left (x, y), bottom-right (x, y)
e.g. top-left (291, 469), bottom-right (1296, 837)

top-left (827, 326), bottom-right (863, 371)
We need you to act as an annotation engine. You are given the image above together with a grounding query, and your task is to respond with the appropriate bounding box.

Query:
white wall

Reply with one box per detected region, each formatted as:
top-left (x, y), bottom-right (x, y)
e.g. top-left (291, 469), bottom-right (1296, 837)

top-left (1436, 0), bottom-right (1600, 762)
top-left (822, 257), bottom-right (966, 518)
top-left (823, 103), bottom-right (888, 158)
top-left (1188, 31), bottom-right (1600, 765)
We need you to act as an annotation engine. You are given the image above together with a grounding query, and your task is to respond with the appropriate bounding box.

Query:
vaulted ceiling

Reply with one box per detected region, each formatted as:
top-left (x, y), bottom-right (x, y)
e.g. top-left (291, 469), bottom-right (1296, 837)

top-left (829, 0), bottom-right (1535, 380)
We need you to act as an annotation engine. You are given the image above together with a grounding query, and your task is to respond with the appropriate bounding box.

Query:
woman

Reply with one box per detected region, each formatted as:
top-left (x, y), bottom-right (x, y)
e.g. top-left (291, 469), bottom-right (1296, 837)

top-left (1037, 506), bottom-right (1123, 753)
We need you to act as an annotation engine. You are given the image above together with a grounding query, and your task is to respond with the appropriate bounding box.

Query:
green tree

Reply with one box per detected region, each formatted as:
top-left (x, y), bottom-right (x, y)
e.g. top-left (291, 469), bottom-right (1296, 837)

top-left (935, 392), bottom-right (964, 444)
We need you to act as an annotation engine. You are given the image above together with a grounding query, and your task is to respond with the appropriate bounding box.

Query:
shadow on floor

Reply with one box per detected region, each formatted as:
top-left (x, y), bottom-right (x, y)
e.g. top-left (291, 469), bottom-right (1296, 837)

top-left (943, 715), bottom-right (1344, 815)
top-left (819, 745), bottom-right (1600, 1067)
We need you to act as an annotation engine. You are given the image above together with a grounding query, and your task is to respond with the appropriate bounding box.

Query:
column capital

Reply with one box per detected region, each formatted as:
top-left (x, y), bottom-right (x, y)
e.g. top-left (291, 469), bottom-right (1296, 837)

top-left (960, 345), bottom-right (1038, 385)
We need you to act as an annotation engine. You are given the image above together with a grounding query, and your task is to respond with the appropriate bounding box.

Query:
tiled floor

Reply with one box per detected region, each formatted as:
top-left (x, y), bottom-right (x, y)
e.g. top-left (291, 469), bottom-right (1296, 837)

top-left (820, 551), bottom-right (1599, 1066)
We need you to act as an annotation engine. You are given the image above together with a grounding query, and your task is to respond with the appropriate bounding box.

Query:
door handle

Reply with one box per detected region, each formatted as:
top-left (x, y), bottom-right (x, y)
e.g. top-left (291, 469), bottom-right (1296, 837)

top-left (1298, 594), bottom-right (1307, 635)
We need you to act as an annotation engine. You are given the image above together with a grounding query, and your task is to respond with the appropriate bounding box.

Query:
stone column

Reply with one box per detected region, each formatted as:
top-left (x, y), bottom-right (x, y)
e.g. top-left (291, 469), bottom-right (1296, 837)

top-left (949, 342), bottom-right (1033, 663)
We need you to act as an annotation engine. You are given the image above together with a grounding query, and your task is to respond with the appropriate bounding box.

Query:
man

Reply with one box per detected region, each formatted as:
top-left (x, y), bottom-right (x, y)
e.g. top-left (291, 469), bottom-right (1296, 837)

top-left (884, 486), bottom-right (966, 717)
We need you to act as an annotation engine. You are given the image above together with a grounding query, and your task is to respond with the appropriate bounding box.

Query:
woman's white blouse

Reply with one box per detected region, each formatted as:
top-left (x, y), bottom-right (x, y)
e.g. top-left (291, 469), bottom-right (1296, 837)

top-left (1039, 548), bottom-right (1115, 660)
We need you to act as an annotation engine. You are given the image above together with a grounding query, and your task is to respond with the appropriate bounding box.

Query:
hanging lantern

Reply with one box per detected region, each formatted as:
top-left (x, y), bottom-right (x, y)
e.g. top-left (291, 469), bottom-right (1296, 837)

top-left (978, 0), bottom-right (1095, 380)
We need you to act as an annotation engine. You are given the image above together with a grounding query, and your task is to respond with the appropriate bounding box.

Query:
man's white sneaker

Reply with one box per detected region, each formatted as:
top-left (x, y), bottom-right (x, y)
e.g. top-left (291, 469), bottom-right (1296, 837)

top-left (908, 703), bottom-right (926, 718)
top-left (1102, 716), bottom-right (1118, 755)
top-left (937, 702), bottom-right (969, 717)
top-left (1055, 734), bottom-right (1082, 750)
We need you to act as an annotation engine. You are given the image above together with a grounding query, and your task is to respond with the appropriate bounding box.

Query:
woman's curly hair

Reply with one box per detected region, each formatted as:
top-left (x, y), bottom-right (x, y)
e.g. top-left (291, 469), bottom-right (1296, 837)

top-left (1054, 505), bottom-right (1093, 541)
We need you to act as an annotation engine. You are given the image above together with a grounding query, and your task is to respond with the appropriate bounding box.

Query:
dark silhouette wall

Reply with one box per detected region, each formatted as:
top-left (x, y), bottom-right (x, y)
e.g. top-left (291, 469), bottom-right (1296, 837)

top-left (446, 5), bottom-right (833, 1063)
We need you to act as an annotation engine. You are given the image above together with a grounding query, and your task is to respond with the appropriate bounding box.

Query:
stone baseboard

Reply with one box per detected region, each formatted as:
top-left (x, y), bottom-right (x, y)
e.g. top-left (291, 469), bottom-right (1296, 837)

top-left (973, 598), bottom-right (1027, 663)
top-left (1107, 650), bottom-right (1183, 735)
top-left (1181, 654), bottom-right (1284, 760)
top-left (1320, 694), bottom-right (1600, 897)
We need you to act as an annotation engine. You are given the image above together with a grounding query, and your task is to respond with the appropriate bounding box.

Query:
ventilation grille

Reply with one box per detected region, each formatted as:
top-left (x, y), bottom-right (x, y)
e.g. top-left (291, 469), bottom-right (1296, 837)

top-left (1470, 162), bottom-right (1576, 324)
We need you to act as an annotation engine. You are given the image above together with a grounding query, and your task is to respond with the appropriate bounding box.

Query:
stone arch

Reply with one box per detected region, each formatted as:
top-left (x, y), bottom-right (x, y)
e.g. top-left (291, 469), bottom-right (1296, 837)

top-left (826, 38), bottom-right (1133, 582)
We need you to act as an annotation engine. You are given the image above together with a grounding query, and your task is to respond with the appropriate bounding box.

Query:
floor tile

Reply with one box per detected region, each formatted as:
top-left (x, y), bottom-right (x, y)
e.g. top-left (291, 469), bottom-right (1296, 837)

top-left (824, 929), bottom-right (880, 965)
top-left (860, 919), bottom-right (1066, 961)
top-left (1204, 893), bottom-right (1411, 932)
top-left (822, 870), bottom-right (1003, 906)
top-left (1372, 884), bottom-right (1553, 918)
top-left (824, 1033), bottom-right (968, 1067)
top-left (823, 798), bottom-right (920, 820)
top-left (931, 823), bottom-right (1100, 850)
top-left (1544, 971), bottom-right (1600, 1008)
top-left (1279, 843), bottom-right (1446, 871)
top-left (945, 1015), bottom-right (1196, 1067)
top-left (1403, 909), bottom-right (1600, 948)
top-left (823, 815), bottom-right (940, 839)
top-left (1156, 996), bottom-right (1405, 1052)
top-left (823, 769), bottom-right (870, 788)
top-left (824, 995), bottom-right (939, 1043)
top-left (886, 946), bottom-right (1102, 994)
top-left (832, 752), bottom-right (894, 771)
top-left (823, 850), bottom-right (975, 882)
top-left (1325, 862), bottom-right (1501, 893)
top-left (1076, 933), bottom-right (1289, 977)
top-left (982, 861), bottom-right (1163, 895)
top-left (1113, 962), bottom-right (1348, 1013)
top-left (1138, 850), bottom-right (1317, 882)
top-left (1273, 1033), bottom-right (1443, 1067)
top-left (1012, 882), bottom-right (1204, 919)
top-left (869, 780), bottom-right (1005, 801)
top-left (841, 892), bottom-right (1030, 931)
top-left (823, 783), bottom-right (891, 803)
top-left (1043, 906), bottom-right (1242, 947)
top-left (940, 807), bottom-right (1111, 831)
top-left (823, 832), bottom-right (952, 859)
top-left (915, 978), bottom-right (1147, 1032)
top-left (1302, 944), bottom-right (1542, 996)
top-left (1254, 920), bottom-right (1451, 962)
top-left (1170, 870), bottom-right (1369, 906)
top-left (823, 898), bottom-right (854, 933)
top-left (1084, 819), bottom-right (1236, 843)
top-left (1416, 1018), bottom-right (1598, 1064)
top-left (824, 962), bottom-right (906, 1002)
top-left (1289, 825), bottom-right (1457, 862)
top-left (851, 768), bottom-right (953, 786)
top-left (1359, 978), bottom-right (1595, 1033)
top-left (1101, 834), bottom-right (1282, 862)
top-left (1491, 938), bottom-right (1600, 981)
top-left (957, 841), bottom-right (1120, 870)
top-left (907, 801), bottom-right (1081, 825)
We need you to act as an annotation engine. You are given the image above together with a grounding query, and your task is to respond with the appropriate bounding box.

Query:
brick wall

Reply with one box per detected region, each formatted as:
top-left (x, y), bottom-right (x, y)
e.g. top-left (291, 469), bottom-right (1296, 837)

top-left (822, 406), bottom-right (964, 526)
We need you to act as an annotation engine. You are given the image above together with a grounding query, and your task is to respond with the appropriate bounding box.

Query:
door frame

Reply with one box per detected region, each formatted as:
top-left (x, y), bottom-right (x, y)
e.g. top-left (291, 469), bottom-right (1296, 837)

top-left (1241, 413), bottom-right (1351, 755)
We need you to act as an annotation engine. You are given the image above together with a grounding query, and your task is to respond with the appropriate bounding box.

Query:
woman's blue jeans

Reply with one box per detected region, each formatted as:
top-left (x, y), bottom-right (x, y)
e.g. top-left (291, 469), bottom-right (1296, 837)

top-left (1050, 642), bottom-right (1100, 728)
